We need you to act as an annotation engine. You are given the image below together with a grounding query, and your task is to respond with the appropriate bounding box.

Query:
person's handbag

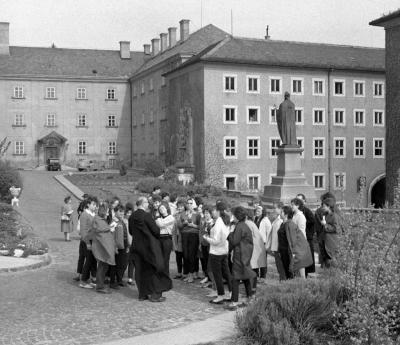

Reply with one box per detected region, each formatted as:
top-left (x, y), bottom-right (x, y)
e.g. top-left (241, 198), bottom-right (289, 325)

top-left (61, 214), bottom-right (70, 221)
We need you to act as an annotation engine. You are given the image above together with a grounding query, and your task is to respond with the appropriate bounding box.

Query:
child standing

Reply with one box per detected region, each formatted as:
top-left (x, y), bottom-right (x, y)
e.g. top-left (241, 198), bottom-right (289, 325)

top-left (61, 196), bottom-right (74, 242)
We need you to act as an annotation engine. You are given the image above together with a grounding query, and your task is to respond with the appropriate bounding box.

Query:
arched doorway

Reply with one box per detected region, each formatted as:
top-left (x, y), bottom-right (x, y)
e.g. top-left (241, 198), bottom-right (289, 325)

top-left (370, 175), bottom-right (386, 208)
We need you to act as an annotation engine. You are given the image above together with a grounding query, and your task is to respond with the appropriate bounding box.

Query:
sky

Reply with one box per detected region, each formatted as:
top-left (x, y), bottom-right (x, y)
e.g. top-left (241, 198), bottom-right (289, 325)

top-left (0, 0), bottom-right (398, 51)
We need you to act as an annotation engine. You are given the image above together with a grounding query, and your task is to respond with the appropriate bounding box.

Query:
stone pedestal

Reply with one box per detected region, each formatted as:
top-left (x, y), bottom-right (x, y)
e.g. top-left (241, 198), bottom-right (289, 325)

top-left (262, 146), bottom-right (317, 205)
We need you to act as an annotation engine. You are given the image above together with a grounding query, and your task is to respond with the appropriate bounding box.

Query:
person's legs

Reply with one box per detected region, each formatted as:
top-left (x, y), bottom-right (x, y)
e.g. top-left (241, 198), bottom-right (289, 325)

top-left (243, 279), bottom-right (252, 298)
top-left (160, 237), bottom-right (173, 276)
top-left (81, 246), bottom-right (96, 282)
top-left (181, 232), bottom-right (190, 276)
top-left (76, 240), bottom-right (86, 277)
top-left (279, 249), bottom-right (293, 279)
top-left (109, 253), bottom-right (118, 287)
top-left (96, 261), bottom-right (109, 290)
top-left (221, 255), bottom-right (232, 293)
top-left (128, 251), bottom-right (135, 282)
top-left (231, 279), bottom-right (240, 302)
top-left (175, 251), bottom-right (183, 277)
top-left (201, 245), bottom-right (209, 278)
top-left (252, 269), bottom-right (258, 293)
top-left (117, 250), bottom-right (128, 283)
top-left (273, 251), bottom-right (287, 281)
top-left (260, 266), bottom-right (267, 279)
top-left (305, 239), bottom-right (315, 276)
top-left (299, 267), bottom-right (306, 278)
top-left (210, 254), bottom-right (224, 296)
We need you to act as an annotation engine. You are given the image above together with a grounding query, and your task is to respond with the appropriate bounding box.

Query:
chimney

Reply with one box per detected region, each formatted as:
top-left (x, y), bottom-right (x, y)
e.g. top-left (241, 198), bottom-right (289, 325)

top-left (151, 38), bottom-right (160, 56)
top-left (119, 41), bottom-right (130, 59)
top-left (0, 22), bottom-right (10, 55)
top-left (143, 44), bottom-right (151, 55)
top-left (264, 26), bottom-right (270, 40)
top-left (168, 27), bottom-right (177, 47)
top-left (179, 19), bottom-right (190, 42)
top-left (160, 33), bottom-right (168, 52)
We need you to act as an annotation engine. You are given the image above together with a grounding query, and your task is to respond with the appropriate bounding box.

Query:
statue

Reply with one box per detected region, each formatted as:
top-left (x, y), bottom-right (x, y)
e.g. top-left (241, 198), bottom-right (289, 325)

top-left (276, 92), bottom-right (297, 147)
top-left (9, 185), bottom-right (21, 207)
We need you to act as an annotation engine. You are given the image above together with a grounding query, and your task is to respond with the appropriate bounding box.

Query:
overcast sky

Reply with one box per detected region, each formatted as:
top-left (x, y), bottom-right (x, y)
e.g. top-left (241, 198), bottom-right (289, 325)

top-left (0, 0), bottom-right (397, 51)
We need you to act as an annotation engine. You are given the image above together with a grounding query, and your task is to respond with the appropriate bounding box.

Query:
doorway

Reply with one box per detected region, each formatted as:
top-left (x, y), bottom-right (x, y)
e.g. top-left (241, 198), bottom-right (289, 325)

top-left (371, 177), bottom-right (386, 208)
top-left (45, 146), bottom-right (58, 162)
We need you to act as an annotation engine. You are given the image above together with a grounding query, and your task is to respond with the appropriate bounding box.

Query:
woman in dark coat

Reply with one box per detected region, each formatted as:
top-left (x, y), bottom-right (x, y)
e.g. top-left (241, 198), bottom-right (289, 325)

top-left (129, 196), bottom-right (172, 302)
top-left (226, 206), bottom-right (256, 310)
top-left (319, 198), bottom-right (339, 268)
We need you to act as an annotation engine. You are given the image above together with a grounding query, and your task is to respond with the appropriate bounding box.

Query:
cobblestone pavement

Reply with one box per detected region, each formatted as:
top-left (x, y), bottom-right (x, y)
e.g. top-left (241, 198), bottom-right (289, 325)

top-left (0, 171), bottom-right (225, 345)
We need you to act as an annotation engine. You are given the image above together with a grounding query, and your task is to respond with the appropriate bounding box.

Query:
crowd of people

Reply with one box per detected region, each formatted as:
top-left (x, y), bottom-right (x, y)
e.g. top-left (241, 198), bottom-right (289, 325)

top-left (60, 187), bottom-right (339, 309)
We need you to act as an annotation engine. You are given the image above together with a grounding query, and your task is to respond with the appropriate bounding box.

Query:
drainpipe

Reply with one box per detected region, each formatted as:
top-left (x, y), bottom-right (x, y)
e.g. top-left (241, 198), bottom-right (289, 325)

top-left (129, 81), bottom-right (133, 167)
top-left (327, 68), bottom-right (333, 192)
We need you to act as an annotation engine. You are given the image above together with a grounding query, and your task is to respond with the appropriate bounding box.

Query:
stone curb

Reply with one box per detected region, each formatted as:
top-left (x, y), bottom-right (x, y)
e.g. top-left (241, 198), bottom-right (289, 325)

top-left (0, 253), bottom-right (51, 273)
top-left (54, 174), bottom-right (85, 201)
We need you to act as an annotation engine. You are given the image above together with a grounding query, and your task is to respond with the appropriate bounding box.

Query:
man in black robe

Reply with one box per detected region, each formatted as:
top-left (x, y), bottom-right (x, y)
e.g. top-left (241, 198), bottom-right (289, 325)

top-left (129, 196), bottom-right (172, 302)
top-left (277, 92), bottom-right (297, 146)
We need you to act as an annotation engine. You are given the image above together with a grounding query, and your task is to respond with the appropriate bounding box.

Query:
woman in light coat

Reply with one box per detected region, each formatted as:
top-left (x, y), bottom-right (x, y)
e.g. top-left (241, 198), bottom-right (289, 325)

top-left (61, 195), bottom-right (74, 241)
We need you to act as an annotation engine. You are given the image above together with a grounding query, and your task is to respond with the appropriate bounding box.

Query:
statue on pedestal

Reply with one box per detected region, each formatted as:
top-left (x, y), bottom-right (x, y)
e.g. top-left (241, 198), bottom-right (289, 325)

top-left (277, 92), bottom-right (297, 147)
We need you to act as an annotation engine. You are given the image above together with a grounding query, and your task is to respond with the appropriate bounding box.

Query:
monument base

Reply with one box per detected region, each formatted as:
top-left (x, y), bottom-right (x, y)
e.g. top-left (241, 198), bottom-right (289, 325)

top-left (261, 146), bottom-right (318, 205)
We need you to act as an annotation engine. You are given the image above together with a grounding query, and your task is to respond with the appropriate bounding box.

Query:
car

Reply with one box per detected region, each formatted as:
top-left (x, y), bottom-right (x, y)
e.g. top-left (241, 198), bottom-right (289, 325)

top-left (77, 159), bottom-right (105, 172)
top-left (47, 158), bottom-right (61, 171)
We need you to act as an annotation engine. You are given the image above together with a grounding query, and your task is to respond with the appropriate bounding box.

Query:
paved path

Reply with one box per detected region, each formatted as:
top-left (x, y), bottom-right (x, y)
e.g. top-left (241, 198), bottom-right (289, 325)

top-left (0, 171), bottom-right (228, 345)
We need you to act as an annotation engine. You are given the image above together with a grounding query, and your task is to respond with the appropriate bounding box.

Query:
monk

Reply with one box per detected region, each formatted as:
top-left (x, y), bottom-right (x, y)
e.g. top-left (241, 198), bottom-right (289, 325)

top-left (277, 92), bottom-right (297, 147)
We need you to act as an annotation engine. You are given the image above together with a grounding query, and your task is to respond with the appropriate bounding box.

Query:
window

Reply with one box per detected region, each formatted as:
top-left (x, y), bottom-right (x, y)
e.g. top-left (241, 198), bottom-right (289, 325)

top-left (313, 138), bottom-right (325, 158)
top-left (247, 106), bottom-right (260, 124)
top-left (373, 138), bottom-right (384, 158)
top-left (13, 86), bottom-right (24, 98)
top-left (295, 108), bottom-right (303, 125)
top-left (78, 141), bottom-right (87, 155)
top-left (247, 137), bottom-right (260, 159)
top-left (108, 115), bottom-right (116, 127)
top-left (46, 87), bottom-right (56, 99)
top-left (247, 175), bottom-right (260, 191)
top-left (224, 137), bottom-right (238, 159)
top-left (354, 109), bottom-right (365, 126)
top-left (269, 107), bottom-right (277, 124)
top-left (291, 78), bottom-right (303, 95)
top-left (46, 114), bottom-right (56, 127)
top-left (149, 78), bottom-right (154, 91)
top-left (270, 77), bottom-right (281, 94)
top-left (312, 78), bottom-right (325, 96)
top-left (334, 138), bottom-right (346, 158)
top-left (313, 108), bottom-right (325, 125)
top-left (334, 173), bottom-right (346, 190)
top-left (14, 141), bottom-right (24, 155)
top-left (106, 88), bottom-right (116, 100)
top-left (150, 109), bottom-right (154, 123)
top-left (77, 88), bottom-right (87, 99)
top-left (313, 174), bottom-right (325, 190)
top-left (334, 80), bottom-right (345, 96)
top-left (133, 114), bottom-right (137, 127)
top-left (224, 75), bottom-right (236, 92)
top-left (334, 109), bottom-right (345, 126)
top-left (108, 158), bottom-right (117, 168)
top-left (141, 81), bottom-right (145, 94)
top-left (77, 113), bottom-right (87, 127)
top-left (373, 82), bottom-right (384, 98)
top-left (14, 114), bottom-right (24, 126)
top-left (297, 137), bottom-right (304, 157)
top-left (247, 76), bottom-right (259, 93)
top-left (161, 76), bottom-right (166, 87)
top-left (223, 106), bottom-right (237, 124)
top-left (354, 138), bottom-right (365, 158)
top-left (224, 175), bottom-right (237, 190)
top-left (108, 141), bottom-right (117, 155)
top-left (373, 110), bottom-right (384, 126)
top-left (270, 138), bottom-right (281, 158)
top-left (141, 112), bottom-right (145, 125)
top-left (354, 80), bottom-right (365, 97)
top-left (133, 85), bottom-right (137, 97)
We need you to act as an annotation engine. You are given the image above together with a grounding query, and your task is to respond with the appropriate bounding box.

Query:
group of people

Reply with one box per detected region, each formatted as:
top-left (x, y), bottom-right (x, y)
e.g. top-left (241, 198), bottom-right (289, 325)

top-left (60, 187), bottom-right (339, 309)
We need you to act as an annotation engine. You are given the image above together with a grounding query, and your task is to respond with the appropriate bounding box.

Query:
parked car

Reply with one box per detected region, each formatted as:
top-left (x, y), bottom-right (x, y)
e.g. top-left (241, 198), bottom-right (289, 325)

top-left (47, 158), bottom-right (61, 171)
top-left (77, 159), bottom-right (106, 172)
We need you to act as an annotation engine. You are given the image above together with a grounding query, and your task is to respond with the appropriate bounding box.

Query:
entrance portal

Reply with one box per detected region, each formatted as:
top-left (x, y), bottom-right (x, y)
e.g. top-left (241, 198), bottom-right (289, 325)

top-left (45, 146), bottom-right (58, 162)
top-left (371, 177), bottom-right (386, 208)
top-left (37, 131), bottom-right (67, 166)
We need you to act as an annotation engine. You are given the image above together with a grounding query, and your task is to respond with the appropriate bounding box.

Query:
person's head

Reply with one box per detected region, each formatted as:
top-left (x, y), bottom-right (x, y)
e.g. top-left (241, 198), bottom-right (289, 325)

top-left (82, 193), bottom-right (89, 200)
top-left (115, 204), bottom-right (125, 219)
top-left (321, 198), bottom-right (336, 214)
top-left (202, 205), bottom-right (213, 222)
top-left (161, 192), bottom-right (170, 202)
top-left (296, 194), bottom-right (306, 204)
top-left (64, 195), bottom-right (72, 204)
top-left (281, 205), bottom-right (293, 221)
top-left (136, 196), bottom-right (149, 211)
top-left (125, 202), bottom-right (134, 213)
top-left (86, 196), bottom-right (98, 212)
top-left (124, 208), bottom-right (133, 219)
top-left (159, 202), bottom-right (171, 217)
top-left (233, 206), bottom-right (247, 223)
top-left (320, 192), bottom-right (336, 203)
top-left (97, 202), bottom-right (109, 219)
top-left (152, 195), bottom-right (162, 209)
top-left (176, 199), bottom-right (185, 213)
top-left (254, 205), bottom-right (262, 217)
top-left (284, 91), bottom-right (290, 100)
top-left (186, 198), bottom-right (195, 211)
top-left (187, 190), bottom-right (195, 198)
top-left (170, 193), bottom-right (177, 203)
top-left (152, 186), bottom-right (161, 195)
top-left (291, 198), bottom-right (303, 212)
top-left (110, 196), bottom-right (120, 210)
top-left (215, 201), bottom-right (230, 225)
top-left (273, 202), bottom-right (284, 217)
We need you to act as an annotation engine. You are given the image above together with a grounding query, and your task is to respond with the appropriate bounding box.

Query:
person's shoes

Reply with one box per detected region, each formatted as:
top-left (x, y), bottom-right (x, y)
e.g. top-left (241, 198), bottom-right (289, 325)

top-left (149, 296), bottom-right (166, 302)
top-left (224, 302), bottom-right (242, 310)
top-left (186, 277), bottom-right (194, 283)
top-left (200, 277), bottom-right (208, 284)
top-left (73, 276), bottom-right (80, 282)
top-left (139, 295), bottom-right (149, 301)
top-left (209, 296), bottom-right (225, 304)
top-left (206, 290), bottom-right (218, 298)
top-left (173, 274), bottom-right (183, 279)
top-left (118, 281), bottom-right (127, 287)
top-left (79, 282), bottom-right (94, 289)
top-left (127, 279), bottom-right (134, 285)
top-left (110, 283), bottom-right (120, 290)
top-left (91, 278), bottom-right (97, 284)
top-left (96, 288), bottom-right (111, 294)
top-left (89, 282), bottom-right (96, 288)
top-left (223, 291), bottom-right (232, 301)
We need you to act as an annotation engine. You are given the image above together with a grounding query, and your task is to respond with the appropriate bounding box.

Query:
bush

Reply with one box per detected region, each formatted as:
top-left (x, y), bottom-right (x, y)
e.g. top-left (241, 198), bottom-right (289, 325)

top-left (119, 163), bottom-right (127, 176)
top-left (0, 161), bottom-right (23, 202)
top-left (144, 158), bottom-right (165, 177)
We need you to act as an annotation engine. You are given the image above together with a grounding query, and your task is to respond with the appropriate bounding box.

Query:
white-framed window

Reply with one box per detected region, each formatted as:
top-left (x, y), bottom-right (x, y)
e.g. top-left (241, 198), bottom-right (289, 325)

top-left (247, 174), bottom-right (261, 191)
top-left (223, 174), bottom-right (238, 190)
top-left (295, 107), bottom-right (304, 125)
top-left (354, 137), bottom-right (365, 158)
top-left (14, 113), bottom-right (24, 126)
top-left (14, 141), bottom-right (24, 155)
top-left (291, 77), bottom-right (303, 95)
top-left (373, 138), bottom-right (384, 158)
top-left (108, 141), bottom-right (117, 155)
top-left (353, 80), bottom-right (365, 97)
top-left (373, 81), bottom-right (384, 98)
top-left (334, 172), bottom-right (346, 190)
top-left (247, 106), bottom-right (260, 124)
top-left (269, 77), bottom-right (282, 94)
top-left (77, 113), bottom-right (87, 127)
top-left (223, 74), bottom-right (237, 92)
top-left (141, 80), bottom-right (145, 94)
top-left (150, 109), bottom-right (154, 123)
top-left (313, 173), bottom-right (325, 190)
top-left (333, 79), bottom-right (345, 96)
top-left (46, 87), bottom-right (56, 99)
top-left (141, 112), bottom-right (145, 125)
top-left (77, 88), bottom-right (87, 99)
top-left (373, 110), bottom-right (384, 127)
top-left (313, 137), bottom-right (325, 158)
top-left (297, 137), bottom-right (304, 158)
top-left (333, 137), bottom-right (346, 158)
top-left (108, 115), bottom-right (116, 127)
top-left (78, 141), bottom-right (87, 155)
top-left (312, 78), bottom-right (325, 96)
top-left (223, 105), bottom-right (237, 124)
top-left (46, 114), bottom-right (56, 127)
top-left (354, 109), bottom-right (365, 126)
top-left (223, 136), bottom-right (238, 159)
top-left (313, 108), bottom-right (325, 125)
top-left (269, 106), bottom-right (277, 124)
top-left (247, 137), bottom-right (260, 159)
top-left (13, 86), bottom-right (24, 98)
top-left (333, 108), bottom-right (346, 126)
top-left (247, 75), bottom-right (260, 93)
top-left (106, 88), bottom-right (116, 100)
top-left (270, 137), bottom-right (281, 158)
top-left (149, 78), bottom-right (154, 91)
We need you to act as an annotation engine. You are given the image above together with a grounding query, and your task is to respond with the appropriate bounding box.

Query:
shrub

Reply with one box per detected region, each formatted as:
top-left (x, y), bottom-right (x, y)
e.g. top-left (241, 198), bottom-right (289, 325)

top-left (0, 161), bottom-right (23, 202)
top-left (119, 163), bottom-right (127, 176)
top-left (144, 158), bottom-right (165, 177)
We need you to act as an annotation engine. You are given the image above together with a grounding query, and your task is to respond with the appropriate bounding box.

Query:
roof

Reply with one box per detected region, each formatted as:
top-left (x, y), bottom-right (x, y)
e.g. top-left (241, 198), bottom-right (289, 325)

top-left (131, 24), bottom-right (228, 77)
top-left (0, 46), bottom-right (145, 79)
top-left (168, 36), bottom-right (385, 74)
top-left (370, 8), bottom-right (400, 26)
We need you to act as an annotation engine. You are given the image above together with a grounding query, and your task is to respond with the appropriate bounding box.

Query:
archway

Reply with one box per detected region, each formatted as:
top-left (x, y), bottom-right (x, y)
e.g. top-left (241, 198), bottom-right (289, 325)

top-left (369, 175), bottom-right (386, 208)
